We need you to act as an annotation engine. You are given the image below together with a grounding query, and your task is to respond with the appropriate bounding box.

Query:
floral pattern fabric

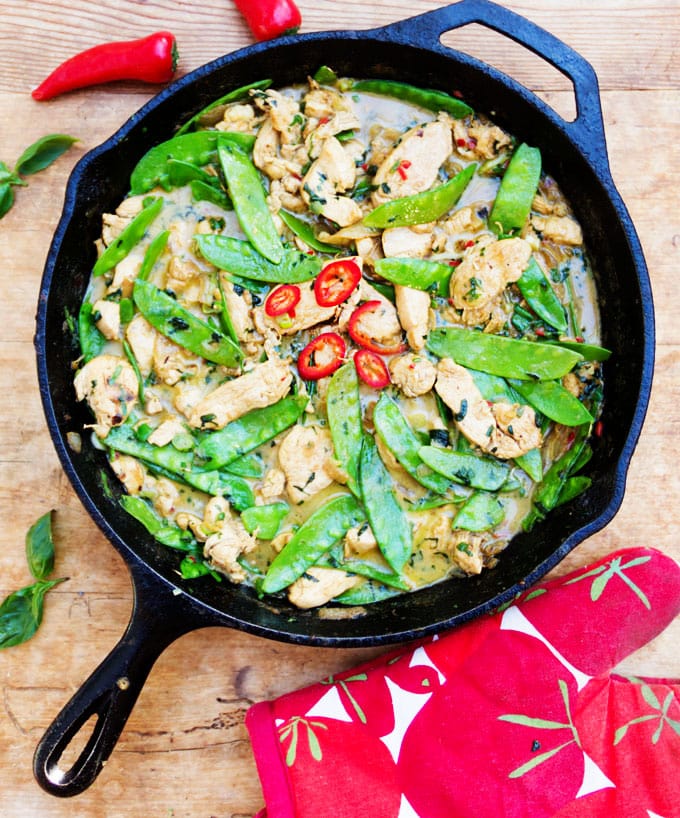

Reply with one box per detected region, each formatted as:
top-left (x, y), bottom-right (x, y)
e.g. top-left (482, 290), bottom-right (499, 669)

top-left (246, 547), bottom-right (680, 818)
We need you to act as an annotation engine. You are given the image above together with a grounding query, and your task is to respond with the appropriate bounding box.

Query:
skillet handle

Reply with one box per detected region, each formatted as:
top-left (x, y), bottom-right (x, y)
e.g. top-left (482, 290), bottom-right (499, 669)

top-left (376, 0), bottom-right (608, 166)
top-left (33, 566), bottom-right (202, 797)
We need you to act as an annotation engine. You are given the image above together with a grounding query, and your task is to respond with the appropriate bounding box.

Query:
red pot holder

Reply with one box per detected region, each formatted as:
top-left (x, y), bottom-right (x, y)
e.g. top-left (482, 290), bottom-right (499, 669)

top-left (246, 547), bottom-right (680, 817)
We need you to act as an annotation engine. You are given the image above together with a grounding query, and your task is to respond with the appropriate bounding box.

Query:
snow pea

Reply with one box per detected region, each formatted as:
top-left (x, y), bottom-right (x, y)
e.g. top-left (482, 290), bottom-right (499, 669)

top-left (261, 494), bottom-right (364, 594)
top-left (195, 394), bottom-right (308, 470)
top-left (319, 545), bottom-right (410, 591)
top-left (167, 158), bottom-right (221, 188)
top-left (418, 445), bottom-right (510, 491)
top-left (555, 475), bottom-right (591, 507)
top-left (334, 578), bottom-right (402, 605)
top-left (218, 140), bottom-right (282, 264)
top-left (427, 327), bottom-right (583, 380)
top-left (137, 229), bottom-right (170, 281)
top-left (359, 436), bottom-right (412, 574)
top-left (326, 364), bottom-right (363, 497)
top-left (132, 279), bottom-right (243, 367)
top-left (488, 143), bottom-right (541, 236)
top-left (175, 79), bottom-right (272, 136)
top-left (547, 339), bottom-right (612, 362)
top-left (92, 196), bottom-right (163, 277)
top-left (222, 452), bottom-right (264, 478)
top-left (363, 164), bottom-right (477, 229)
top-left (241, 502), bottom-right (289, 540)
top-left (373, 394), bottom-right (453, 495)
top-left (517, 257), bottom-right (567, 333)
top-left (129, 131), bottom-right (255, 194)
top-left (119, 495), bottom-right (197, 551)
top-left (522, 423), bottom-right (590, 531)
top-left (373, 257), bottom-right (453, 295)
top-left (279, 209), bottom-right (339, 253)
top-left (351, 79), bottom-right (473, 118)
top-left (453, 491), bottom-right (505, 532)
top-left (508, 378), bottom-right (594, 426)
top-left (190, 179), bottom-right (232, 210)
top-left (78, 300), bottom-right (105, 362)
top-left (196, 234), bottom-right (322, 283)
top-left (122, 339), bottom-right (146, 405)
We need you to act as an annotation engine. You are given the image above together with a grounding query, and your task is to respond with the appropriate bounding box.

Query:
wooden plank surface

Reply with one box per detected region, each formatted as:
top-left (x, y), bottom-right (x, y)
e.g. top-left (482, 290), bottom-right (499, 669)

top-left (0, 1), bottom-right (678, 815)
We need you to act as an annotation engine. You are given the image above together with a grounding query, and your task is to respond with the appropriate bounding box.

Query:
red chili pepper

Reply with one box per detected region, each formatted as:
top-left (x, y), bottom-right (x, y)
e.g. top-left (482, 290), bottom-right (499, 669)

top-left (265, 284), bottom-right (301, 317)
top-left (354, 349), bottom-right (390, 389)
top-left (297, 332), bottom-right (346, 380)
top-left (314, 258), bottom-right (361, 307)
top-left (32, 32), bottom-right (179, 101)
top-left (233, 0), bottom-right (302, 41)
top-left (347, 300), bottom-right (407, 355)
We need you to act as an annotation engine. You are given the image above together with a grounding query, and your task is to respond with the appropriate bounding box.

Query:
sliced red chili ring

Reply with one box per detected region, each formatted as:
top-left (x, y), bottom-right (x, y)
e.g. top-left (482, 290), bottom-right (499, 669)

top-left (297, 332), bottom-right (346, 380)
top-left (265, 284), bottom-right (301, 317)
top-left (347, 300), bottom-right (407, 355)
top-left (314, 258), bottom-right (362, 307)
top-left (354, 349), bottom-right (390, 389)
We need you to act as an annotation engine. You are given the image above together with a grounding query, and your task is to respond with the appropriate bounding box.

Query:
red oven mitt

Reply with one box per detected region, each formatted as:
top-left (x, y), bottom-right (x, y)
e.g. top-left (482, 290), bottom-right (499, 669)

top-left (246, 547), bottom-right (680, 818)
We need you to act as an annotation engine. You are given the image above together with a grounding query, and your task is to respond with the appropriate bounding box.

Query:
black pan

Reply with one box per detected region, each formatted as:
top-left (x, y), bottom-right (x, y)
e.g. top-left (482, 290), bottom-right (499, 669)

top-left (33, 0), bottom-right (654, 798)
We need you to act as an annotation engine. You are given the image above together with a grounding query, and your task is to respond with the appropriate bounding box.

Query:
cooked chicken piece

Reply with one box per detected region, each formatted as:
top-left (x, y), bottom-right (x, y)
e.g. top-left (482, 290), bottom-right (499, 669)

top-left (371, 116), bottom-right (453, 206)
top-left (277, 424), bottom-right (336, 504)
top-left (381, 226), bottom-right (434, 259)
top-left (395, 285), bottom-right (431, 350)
top-left (218, 275), bottom-right (254, 341)
top-left (147, 418), bottom-right (188, 447)
top-left (301, 137), bottom-right (363, 227)
top-left (257, 279), bottom-right (337, 336)
top-left (287, 567), bottom-right (359, 609)
top-left (173, 378), bottom-right (213, 420)
top-left (449, 237), bottom-right (531, 326)
top-left (253, 119), bottom-right (301, 181)
top-left (153, 333), bottom-right (202, 386)
top-left (92, 299), bottom-right (121, 340)
top-left (217, 103), bottom-right (259, 133)
top-left (306, 112), bottom-right (362, 159)
top-left (269, 178), bottom-right (307, 214)
top-left (303, 80), bottom-right (356, 120)
top-left (435, 358), bottom-right (542, 459)
top-left (388, 353), bottom-right (437, 397)
top-left (532, 193), bottom-right (568, 217)
top-left (252, 89), bottom-right (303, 145)
top-left (125, 314), bottom-right (156, 376)
top-left (74, 354), bottom-right (138, 438)
top-left (449, 531), bottom-right (485, 574)
top-left (109, 452), bottom-right (147, 494)
top-left (257, 467), bottom-right (287, 502)
top-left (204, 513), bottom-right (257, 584)
top-left (144, 392), bottom-right (163, 415)
top-left (109, 254), bottom-right (142, 298)
top-left (336, 276), bottom-right (404, 350)
top-left (203, 496), bottom-right (231, 531)
top-left (344, 522), bottom-right (377, 557)
top-left (452, 118), bottom-right (511, 160)
top-left (165, 256), bottom-right (204, 298)
top-left (355, 235), bottom-right (384, 265)
top-left (188, 356), bottom-right (293, 430)
top-left (101, 213), bottom-right (131, 247)
top-left (152, 477), bottom-right (180, 517)
top-left (531, 214), bottom-right (583, 246)
top-left (115, 195), bottom-right (146, 219)
top-left (441, 205), bottom-right (485, 237)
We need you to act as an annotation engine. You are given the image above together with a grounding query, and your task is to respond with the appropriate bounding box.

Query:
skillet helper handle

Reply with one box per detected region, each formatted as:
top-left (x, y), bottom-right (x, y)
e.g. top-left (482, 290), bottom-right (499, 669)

top-left (377, 0), bottom-right (608, 167)
top-left (33, 570), bottom-right (198, 797)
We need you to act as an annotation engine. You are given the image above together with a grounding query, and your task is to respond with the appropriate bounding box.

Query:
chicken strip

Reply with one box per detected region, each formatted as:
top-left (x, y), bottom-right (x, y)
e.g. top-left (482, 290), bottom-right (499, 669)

top-left (188, 357), bottom-right (293, 430)
top-left (74, 354), bottom-right (138, 438)
top-left (287, 567), bottom-right (359, 609)
top-left (277, 424), bottom-right (336, 505)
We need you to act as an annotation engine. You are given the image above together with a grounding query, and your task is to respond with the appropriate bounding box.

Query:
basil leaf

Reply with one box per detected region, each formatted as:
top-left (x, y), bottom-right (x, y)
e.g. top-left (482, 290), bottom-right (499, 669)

top-left (0, 578), bottom-right (67, 649)
top-left (0, 183), bottom-right (14, 219)
top-left (25, 510), bottom-right (55, 580)
top-left (14, 134), bottom-right (78, 176)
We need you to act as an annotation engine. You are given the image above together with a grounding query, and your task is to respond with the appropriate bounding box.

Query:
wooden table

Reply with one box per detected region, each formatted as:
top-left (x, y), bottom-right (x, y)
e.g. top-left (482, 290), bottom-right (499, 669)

top-left (0, 1), bottom-right (677, 815)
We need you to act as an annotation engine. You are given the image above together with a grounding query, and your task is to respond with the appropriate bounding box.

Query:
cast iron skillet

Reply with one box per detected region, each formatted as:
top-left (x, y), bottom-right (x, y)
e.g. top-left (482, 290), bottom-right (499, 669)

top-left (33, 0), bottom-right (654, 797)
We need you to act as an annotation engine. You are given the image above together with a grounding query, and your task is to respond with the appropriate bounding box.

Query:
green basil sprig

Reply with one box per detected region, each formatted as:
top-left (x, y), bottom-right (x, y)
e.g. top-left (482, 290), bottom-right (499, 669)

top-left (1, 134), bottom-right (78, 220)
top-left (25, 510), bottom-right (56, 580)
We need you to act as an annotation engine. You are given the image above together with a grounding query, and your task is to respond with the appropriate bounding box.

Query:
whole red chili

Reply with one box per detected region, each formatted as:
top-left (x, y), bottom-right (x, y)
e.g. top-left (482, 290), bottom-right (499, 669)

top-left (32, 32), bottom-right (179, 101)
top-left (297, 332), bottom-right (346, 380)
top-left (233, 0), bottom-right (302, 41)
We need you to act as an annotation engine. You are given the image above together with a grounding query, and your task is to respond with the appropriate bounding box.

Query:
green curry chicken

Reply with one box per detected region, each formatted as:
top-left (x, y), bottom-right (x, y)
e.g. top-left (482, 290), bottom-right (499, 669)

top-left (74, 70), bottom-right (607, 609)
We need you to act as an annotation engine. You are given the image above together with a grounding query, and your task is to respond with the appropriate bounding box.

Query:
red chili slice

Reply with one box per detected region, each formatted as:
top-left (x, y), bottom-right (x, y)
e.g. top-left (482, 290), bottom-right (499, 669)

top-left (354, 349), bottom-right (390, 389)
top-left (347, 300), bottom-right (407, 355)
top-left (314, 258), bottom-right (362, 307)
top-left (265, 284), bottom-right (301, 317)
top-left (297, 332), bottom-right (346, 380)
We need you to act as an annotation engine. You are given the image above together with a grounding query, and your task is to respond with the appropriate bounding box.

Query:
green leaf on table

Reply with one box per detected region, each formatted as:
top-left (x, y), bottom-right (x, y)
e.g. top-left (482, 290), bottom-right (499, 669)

top-left (0, 183), bottom-right (15, 219)
top-left (0, 578), bottom-right (67, 649)
top-left (25, 510), bottom-right (55, 580)
top-left (14, 134), bottom-right (78, 176)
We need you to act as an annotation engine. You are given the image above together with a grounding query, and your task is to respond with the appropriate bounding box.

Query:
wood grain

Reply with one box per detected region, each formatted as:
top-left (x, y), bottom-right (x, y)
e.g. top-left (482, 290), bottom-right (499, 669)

top-left (0, 2), bottom-right (678, 816)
